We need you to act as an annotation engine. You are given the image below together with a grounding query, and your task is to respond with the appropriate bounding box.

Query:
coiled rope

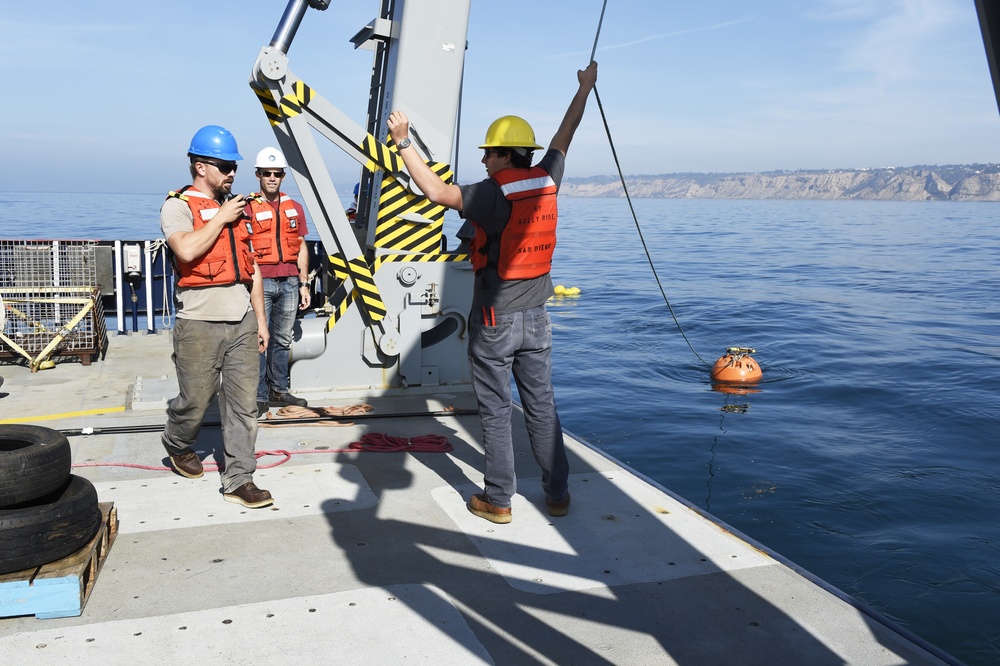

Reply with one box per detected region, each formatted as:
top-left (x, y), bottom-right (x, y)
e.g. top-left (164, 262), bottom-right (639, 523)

top-left (588, 0), bottom-right (711, 368)
top-left (259, 403), bottom-right (376, 427)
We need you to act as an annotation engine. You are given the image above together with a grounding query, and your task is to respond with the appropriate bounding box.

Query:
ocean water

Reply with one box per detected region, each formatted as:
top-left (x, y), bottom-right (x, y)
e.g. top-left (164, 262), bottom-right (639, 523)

top-left (3, 192), bottom-right (999, 664)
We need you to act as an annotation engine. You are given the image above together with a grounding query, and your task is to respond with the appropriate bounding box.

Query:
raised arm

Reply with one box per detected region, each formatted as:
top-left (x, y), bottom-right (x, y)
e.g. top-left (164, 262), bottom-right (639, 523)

top-left (549, 61), bottom-right (598, 157)
top-left (165, 196), bottom-right (248, 263)
top-left (387, 112), bottom-right (464, 211)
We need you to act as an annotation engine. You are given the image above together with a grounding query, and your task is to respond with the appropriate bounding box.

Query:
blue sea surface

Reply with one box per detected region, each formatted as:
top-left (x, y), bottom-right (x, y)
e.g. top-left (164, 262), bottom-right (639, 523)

top-left (3, 192), bottom-right (999, 663)
top-left (548, 197), bottom-right (1000, 665)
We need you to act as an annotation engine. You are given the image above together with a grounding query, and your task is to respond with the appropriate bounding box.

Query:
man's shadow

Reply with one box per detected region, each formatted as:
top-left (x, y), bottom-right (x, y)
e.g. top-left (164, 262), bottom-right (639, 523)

top-left (319, 411), bottom-right (848, 664)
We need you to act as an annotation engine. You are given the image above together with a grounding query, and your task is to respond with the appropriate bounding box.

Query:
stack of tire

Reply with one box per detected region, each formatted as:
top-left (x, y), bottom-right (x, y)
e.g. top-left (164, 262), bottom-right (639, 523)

top-left (0, 424), bottom-right (102, 575)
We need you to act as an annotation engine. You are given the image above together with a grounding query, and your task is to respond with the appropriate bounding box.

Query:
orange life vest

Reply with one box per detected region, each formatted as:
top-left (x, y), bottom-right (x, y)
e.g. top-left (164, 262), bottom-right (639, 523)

top-left (470, 167), bottom-right (558, 280)
top-left (167, 186), bottom-right (256, 288)
top-left (245, 193), bottom-right (303, 265)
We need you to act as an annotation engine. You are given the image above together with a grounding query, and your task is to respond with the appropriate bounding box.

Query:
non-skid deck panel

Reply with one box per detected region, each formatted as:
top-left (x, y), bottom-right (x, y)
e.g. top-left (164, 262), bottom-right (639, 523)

top-left (435, 472), bottom-right (774, 595)
top-left (0, 584), bottom-right (492, 664)
top-left (92, 462), bottom-right (376, 533)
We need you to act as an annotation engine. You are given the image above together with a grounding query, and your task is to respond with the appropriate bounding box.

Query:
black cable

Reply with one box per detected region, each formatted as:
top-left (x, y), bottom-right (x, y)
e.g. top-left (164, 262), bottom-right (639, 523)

top-left (587, 1), bottom-right (709, 367)
top-left (590, 87), bottom-right (711, 368)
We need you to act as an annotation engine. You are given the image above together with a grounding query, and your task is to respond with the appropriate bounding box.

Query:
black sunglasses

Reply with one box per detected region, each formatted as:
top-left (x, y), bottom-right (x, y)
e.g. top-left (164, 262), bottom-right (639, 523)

top-left (258, 169), bottom-right (285, 178)
top-left (201, 160), bottom-right (238, 174)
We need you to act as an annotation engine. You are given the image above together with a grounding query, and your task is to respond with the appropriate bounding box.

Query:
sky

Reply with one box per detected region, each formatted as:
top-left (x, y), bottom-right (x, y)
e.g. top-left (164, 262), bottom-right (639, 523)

top-left (1, 0), bottom-right (999, 196)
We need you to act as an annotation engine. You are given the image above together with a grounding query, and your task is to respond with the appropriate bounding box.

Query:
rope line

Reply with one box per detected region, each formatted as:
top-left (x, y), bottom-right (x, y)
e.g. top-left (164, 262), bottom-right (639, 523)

top-left (588, 3), bottom-right (711, 368)
top-left (71, 433), bottom-right (454, 473)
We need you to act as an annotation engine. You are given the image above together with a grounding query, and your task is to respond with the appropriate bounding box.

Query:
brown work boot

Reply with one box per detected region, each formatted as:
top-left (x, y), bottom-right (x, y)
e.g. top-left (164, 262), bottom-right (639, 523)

top-left (268, 389), bottom-right (308, 407)
top-left (224, 481), bottom-right (274, 509)
top-left (546, 493), bottom-right (571, 517)
top-left (467, 493), bottom-right (512, 524)
top-left (168, 450), bottom-right (204, 479)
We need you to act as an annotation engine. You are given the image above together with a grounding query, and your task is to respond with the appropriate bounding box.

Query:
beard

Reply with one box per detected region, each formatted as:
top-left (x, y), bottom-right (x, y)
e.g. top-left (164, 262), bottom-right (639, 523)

top-left (213, 178), bottom-right (234, 199)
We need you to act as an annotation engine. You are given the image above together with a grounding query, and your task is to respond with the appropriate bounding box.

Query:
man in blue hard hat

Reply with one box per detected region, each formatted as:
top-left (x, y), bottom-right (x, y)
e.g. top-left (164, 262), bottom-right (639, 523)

top-left (387, 62), bottom-right (598, 524)
top-left (159, 124), bottom-right (274, 509)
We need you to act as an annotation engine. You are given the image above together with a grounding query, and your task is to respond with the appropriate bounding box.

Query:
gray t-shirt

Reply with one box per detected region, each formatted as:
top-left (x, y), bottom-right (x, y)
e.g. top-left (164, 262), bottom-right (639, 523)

top-left (160, 194), bottom-right (252, 322)
top-left (458, 149), bottom-right (565, 314)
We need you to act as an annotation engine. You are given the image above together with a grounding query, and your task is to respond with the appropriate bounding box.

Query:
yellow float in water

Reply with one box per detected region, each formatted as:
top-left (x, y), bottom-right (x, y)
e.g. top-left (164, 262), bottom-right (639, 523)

top-left (553, 285), bottom-right (582, 296)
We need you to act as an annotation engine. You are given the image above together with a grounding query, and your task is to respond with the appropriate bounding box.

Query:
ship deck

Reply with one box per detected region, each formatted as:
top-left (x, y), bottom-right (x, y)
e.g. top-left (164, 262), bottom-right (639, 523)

top-left (0, 331), bottom-right (956, 664)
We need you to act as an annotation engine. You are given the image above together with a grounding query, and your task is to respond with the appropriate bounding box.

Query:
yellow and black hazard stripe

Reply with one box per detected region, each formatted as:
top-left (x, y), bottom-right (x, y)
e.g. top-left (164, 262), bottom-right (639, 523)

top-left (360, 133), bottom-right (403, 174)
top-left (375, 252), bottom-right (469, 270)
top-left (278, 81), bottom-right (314, 120)
top-left (328, 253), bottom-right (350, 282)
top-left (251, 84), bottom-right (284, 126)
top-left (343, 255), bottom-right (385, 322)
top-left (374, 162), bottom-right (453, 254)
top-left (323, 252), bottom-right (385, 323)
top-left (324, 284), bottom-right (354, 332)
top-left (324, 251), bottom-right (471, 331)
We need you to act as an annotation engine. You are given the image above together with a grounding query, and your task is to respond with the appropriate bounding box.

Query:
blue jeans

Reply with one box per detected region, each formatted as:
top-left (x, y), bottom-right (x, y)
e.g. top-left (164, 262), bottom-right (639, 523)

top-left (162, 312), bottom-right (260, 493)
top-left (468, 304), bottom-right (568, 508)
top-left (258, 276), bottom-right (300, 401)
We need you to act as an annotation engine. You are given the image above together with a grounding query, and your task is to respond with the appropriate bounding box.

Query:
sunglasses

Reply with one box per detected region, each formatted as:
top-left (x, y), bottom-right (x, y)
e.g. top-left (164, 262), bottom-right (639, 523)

top-left (483, 149), bottom-right (499, 159)
top-left (201, 160), bottom-right (238, 174)
top-left (258, 170), bottom-right (285, 178)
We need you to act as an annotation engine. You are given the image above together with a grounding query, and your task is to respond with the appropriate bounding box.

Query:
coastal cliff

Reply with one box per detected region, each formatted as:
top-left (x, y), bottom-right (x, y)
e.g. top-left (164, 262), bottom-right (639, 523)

top-left (561, 164), bottom-right (1000, 201)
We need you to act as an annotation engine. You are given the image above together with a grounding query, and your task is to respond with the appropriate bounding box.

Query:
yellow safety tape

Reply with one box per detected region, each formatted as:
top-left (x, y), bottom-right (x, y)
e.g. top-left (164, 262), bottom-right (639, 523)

top-left (374, 252), bottom-right (470, 270)
top-left (0, 405), bottom-right (126, 424)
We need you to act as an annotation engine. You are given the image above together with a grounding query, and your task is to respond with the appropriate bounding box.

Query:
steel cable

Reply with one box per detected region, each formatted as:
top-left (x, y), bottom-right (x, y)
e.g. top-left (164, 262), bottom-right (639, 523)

top-left (588, 1), bottom-right (711, 368)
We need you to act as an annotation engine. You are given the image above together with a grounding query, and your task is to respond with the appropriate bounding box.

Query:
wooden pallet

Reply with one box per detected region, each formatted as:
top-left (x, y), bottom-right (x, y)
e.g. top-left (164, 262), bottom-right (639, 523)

top-left (0, 502), bottom-right (118, 619)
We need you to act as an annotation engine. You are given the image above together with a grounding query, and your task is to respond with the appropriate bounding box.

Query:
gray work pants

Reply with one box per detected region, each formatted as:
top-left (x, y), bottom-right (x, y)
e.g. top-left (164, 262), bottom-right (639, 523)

top-left (162, 312), bottom-right (259, 493)
top-left (468, 304), bottom-right (569, 508)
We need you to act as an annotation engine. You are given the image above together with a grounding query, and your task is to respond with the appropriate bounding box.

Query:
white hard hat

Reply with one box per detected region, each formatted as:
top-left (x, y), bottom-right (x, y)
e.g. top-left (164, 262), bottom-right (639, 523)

top-left (255, 147), bottom-right (287, 169)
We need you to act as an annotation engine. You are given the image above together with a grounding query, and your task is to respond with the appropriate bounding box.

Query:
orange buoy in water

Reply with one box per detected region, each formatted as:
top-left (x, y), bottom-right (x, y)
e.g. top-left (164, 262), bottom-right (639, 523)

top-left (710, 347), bottom-right (763, 385)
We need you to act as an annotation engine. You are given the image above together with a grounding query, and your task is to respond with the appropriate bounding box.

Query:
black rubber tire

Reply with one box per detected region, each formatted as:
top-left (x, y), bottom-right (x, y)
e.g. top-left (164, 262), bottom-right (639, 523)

top-left (0, 424), bottom-right (73, 508)
top-left (0, 475), bottom-right (102, 575)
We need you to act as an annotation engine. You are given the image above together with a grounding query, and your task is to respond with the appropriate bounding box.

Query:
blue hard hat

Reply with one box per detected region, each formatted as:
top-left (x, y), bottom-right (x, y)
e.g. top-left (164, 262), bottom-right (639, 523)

top-left (187, 125), bottom-right (243, 161)
top-left (353, 182), bottom-right (360, 196)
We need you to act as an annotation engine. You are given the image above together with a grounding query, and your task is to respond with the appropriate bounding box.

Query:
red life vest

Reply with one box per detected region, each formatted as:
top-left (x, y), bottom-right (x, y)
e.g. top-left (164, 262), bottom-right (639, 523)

top-left (471, 167), bottom-right (558, 280)
top-left (167, 186), bottom-right (256, 288)
top-left (245, 193), bottom-right (303, 265)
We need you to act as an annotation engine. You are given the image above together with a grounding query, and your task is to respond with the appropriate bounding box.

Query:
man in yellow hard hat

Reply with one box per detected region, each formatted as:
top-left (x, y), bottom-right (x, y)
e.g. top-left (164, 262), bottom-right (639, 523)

top-left (388, 61), bottom-right (598, 524)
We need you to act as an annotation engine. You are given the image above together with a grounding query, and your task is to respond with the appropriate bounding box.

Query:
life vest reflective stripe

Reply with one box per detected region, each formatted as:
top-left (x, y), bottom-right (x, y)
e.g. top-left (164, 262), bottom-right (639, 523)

top-left (167, 186), bottom-right (255, 288)
top-left (245, 193), bottom-right (302, 265)
top-left (470, 167), bottom-right (558, 280)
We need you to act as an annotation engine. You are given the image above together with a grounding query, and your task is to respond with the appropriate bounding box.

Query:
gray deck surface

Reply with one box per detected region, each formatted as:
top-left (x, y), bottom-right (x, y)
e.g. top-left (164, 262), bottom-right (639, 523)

top-left (0, 332), bottom-right (956, 664)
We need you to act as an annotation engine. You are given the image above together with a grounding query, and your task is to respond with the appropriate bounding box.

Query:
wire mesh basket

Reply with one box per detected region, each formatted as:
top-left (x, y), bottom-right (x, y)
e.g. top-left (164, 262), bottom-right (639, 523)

top-left (0, 240), bottom-right (108, 369)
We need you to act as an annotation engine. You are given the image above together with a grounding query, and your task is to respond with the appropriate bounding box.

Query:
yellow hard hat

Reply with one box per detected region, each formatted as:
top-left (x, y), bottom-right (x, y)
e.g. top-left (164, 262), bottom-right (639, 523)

top-left (479, 115), bottom-right (544, 150)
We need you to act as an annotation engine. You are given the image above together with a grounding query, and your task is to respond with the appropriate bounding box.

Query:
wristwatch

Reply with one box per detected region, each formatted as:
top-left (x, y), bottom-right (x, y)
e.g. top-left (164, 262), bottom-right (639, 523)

top-left (397, 137), bottom-right (411, 150)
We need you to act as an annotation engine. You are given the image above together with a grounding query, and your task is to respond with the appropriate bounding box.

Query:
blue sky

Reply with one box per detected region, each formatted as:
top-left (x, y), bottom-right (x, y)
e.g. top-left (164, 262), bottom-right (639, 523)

top-left (1, 0), bottom-right (998, 195)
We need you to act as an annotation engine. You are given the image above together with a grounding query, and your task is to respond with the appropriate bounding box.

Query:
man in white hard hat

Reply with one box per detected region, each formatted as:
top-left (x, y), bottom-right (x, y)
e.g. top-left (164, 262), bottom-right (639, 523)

top-left (245, 147), bottom-right (311, 417)
top-left (387, 62), bottom-right (598, 524)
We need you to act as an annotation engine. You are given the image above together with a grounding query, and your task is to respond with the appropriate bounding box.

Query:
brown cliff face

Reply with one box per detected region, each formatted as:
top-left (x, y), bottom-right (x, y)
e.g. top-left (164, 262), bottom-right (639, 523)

top-left (561, 165), bottom-right (1000, 201)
